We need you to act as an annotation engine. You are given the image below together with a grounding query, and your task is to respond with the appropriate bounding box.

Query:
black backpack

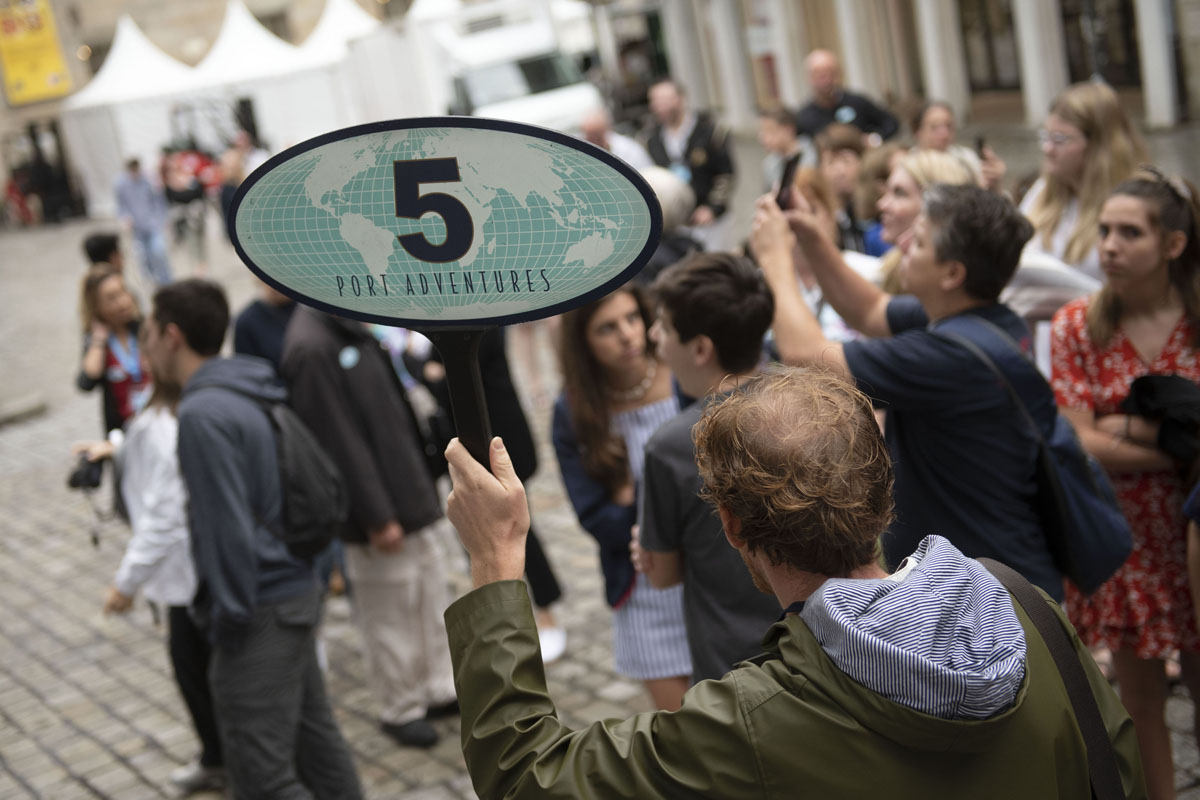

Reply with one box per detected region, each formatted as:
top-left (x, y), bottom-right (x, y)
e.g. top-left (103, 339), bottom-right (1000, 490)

top-left (235, 391), bottom-right (349, 560)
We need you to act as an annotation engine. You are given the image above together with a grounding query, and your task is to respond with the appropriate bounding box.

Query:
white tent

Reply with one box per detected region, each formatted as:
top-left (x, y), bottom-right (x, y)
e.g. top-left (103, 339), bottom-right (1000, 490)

top-left (60, 15), bottom-right (197, 218)
top-left (298, 0), bottom-right (381, 65)
top-left (65, 16), bottom-right (193, 108)
top-left (60, 2), bottom-right (372, 219)
top-left (174, 0), bottom-right (362, 157)
top-left (184, 0), bottom-right (313, 86)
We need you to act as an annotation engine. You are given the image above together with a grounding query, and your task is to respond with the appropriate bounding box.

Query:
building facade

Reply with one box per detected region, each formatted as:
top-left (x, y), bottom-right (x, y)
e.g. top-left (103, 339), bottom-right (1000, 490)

top-left (633, 0), bottom-right (1190, 132)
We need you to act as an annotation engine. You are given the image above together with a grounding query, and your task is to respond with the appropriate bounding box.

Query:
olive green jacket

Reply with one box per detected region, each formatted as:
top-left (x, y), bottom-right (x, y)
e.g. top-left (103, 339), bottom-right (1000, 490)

top-left (446, 580), bottom-right (1145, 799)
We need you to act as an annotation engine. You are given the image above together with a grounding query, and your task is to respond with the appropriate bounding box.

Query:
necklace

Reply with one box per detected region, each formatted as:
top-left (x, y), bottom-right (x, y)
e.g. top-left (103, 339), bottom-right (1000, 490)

top-left (609, 358), bottom-right (657, 403)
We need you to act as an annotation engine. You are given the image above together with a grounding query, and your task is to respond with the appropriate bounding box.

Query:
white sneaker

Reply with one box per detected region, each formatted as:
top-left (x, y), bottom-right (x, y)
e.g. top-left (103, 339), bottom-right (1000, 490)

top-left (539, 627), bottom-right (567, 664)
top-left (169, 761), bottom-right (226, 795)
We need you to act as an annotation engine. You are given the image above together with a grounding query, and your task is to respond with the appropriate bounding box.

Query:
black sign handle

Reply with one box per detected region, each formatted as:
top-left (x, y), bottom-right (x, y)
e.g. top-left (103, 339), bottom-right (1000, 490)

top-left (422, 327), bottom-right (494, 469)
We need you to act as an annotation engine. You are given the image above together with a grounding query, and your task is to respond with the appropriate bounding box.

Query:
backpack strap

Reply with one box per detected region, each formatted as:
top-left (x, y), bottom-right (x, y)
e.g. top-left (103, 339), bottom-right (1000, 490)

top-left (978, 558), bottom-right (1126, 800)
top-left (204, 385), bottom-right (285, 537)
top-left (931, 323), bottom-right (1048, 448)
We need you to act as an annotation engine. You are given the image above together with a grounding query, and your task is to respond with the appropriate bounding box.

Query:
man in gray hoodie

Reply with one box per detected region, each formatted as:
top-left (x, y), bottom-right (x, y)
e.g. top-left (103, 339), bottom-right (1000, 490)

top-left (145, 279), bottom-right (361, 799)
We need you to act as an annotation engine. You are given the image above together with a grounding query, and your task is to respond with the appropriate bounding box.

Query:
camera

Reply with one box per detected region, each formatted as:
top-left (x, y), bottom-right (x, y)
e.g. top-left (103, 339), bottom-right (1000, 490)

top-left (67, 454), bottom-right (104, 490)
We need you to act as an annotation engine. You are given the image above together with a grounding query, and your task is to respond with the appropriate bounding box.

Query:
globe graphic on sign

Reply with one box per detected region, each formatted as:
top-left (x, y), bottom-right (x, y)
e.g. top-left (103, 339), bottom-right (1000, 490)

top-left (233, 123), bottom-right (659, 325)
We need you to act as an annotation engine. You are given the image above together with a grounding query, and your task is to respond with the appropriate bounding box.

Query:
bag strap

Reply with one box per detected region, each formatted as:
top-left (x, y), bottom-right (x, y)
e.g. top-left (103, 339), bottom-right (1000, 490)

top-left (932, 324), bottom-right (1048, 448)
top-left (979, 558), bottom-right (1126, 800)
top-left (206, 384), bottom-right (284, 536)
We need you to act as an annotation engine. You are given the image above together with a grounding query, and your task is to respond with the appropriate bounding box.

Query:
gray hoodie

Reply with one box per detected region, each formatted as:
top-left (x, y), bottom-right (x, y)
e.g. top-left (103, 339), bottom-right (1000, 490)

top-left (177, 356), bottom-right (318, 648)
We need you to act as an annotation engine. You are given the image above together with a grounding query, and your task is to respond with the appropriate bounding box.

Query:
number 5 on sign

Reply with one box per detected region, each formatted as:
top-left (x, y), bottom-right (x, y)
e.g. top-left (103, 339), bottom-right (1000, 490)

top-left (393, 158), bottom-right (474, 263)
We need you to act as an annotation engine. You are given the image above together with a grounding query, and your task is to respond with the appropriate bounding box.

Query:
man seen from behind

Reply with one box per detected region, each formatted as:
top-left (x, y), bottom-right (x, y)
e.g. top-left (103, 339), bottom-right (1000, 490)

top-left (144, 279), bottom-right (362, 799)
top-left (440, 367), bottom-right (1144, 799)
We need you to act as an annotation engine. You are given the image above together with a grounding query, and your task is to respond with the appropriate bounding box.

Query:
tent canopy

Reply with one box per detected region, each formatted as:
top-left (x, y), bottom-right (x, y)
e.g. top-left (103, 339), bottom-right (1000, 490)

top-left (183, 0), bottom-right (312, 88)
top-left (63, 15), bottom-right (194, 109)
top-left (299, 0), bottom-right (381, 64)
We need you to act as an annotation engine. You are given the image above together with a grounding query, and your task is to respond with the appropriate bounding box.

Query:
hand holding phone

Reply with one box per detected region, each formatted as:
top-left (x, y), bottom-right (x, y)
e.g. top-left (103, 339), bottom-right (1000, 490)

top-left (775, 153), bottom-right (802, 210)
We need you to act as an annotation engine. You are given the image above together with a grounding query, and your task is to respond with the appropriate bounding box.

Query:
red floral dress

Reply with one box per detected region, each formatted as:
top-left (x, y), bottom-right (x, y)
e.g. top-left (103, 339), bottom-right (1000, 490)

top-left (1050, 297), bottom-right (1200, 658)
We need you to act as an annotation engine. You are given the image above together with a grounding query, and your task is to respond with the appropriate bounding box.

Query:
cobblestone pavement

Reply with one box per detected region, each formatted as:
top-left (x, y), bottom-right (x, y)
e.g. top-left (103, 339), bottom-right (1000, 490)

top-left (5, 122), bottom-right (1200, 797)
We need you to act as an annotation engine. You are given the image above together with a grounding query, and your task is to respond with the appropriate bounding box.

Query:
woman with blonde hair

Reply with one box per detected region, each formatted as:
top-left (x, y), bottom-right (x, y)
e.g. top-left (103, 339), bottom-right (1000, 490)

top-left (77, 267), bottom-right (147, 435)
top-left (1020, 81), bottom-right (1148, 280)
top-left (874, 149), bottom-right (977, 293)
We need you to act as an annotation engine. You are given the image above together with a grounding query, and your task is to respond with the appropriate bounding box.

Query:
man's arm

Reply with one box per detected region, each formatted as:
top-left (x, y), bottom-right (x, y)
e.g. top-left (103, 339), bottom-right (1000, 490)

top-left (636, 437), bottom-right (686, 590)
top-left (444, 438), bottom-right (761, 799)
top-left (854, 93), bottom-right (900, 140)
top-left (771, 190), bottom-right (894, 337)
top-left (750, 195), bottom-right (850, 374)
top-left (637, 537), bottom-right (684, 589)
top-left (703, 123), bottom-right (736, 219)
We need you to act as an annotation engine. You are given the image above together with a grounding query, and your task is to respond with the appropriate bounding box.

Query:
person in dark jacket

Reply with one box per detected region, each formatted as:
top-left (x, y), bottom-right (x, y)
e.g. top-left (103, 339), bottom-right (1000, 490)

top-left (232, 280), bottom-right (296, 372)
top-left (280, 306), bottom-right (457, 750)
top-left (644, 78), bottom-right (735, 250)
top-left (794, 50), bottom-right (899, 143)
top-left (143, 279), bottom-right (361, 800)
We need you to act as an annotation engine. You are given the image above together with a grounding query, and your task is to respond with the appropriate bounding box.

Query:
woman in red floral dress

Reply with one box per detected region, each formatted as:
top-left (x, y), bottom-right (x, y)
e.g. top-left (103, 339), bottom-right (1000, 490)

top-left (1051, 169), bottom-right (1200, 800)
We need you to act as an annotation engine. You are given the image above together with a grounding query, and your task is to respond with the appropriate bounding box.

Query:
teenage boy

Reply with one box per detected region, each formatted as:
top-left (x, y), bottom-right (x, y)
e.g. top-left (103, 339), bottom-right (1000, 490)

top-left (634, 252), bottom-right (782, 682)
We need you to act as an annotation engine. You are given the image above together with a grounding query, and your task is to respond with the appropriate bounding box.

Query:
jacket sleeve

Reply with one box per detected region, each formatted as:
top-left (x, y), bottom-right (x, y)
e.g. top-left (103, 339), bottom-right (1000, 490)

top-left (446, 581), bottom-right (763, 800)
top-left (705, 124), bottom-right (736, 218)
top-left (282, 344), bottom-right (395, 531)
top-left (77, 337), bottom-right (102, 392)
top-left (114, 417), bottom-right (189, 597)
top-left (551, 400), bottom-right (635, 550)
top-left (76, 368), bottom-right (101, 392)
top-left (177, 406), bottom-right (258, 647)
top-left (859, 95), bottom-right (900, 140)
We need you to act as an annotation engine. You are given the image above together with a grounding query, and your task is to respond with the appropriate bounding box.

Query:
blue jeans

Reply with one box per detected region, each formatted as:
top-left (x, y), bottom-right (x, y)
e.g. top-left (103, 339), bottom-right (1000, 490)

top-left (133, 227), bottom-right (172, 285)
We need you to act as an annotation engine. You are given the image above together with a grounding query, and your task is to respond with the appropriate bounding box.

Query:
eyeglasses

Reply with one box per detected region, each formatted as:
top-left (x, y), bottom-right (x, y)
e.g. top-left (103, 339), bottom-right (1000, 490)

top-left (1037, 130), bottom-right (1081, 148)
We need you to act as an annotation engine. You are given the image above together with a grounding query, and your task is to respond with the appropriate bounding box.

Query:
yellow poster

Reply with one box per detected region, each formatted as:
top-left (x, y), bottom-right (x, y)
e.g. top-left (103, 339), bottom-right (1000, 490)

top-left (0, 0), bottom-right (72, 105)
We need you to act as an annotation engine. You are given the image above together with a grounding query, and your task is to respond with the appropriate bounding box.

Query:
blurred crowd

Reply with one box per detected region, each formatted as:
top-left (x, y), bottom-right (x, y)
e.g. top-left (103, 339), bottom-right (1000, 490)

top-left (64, 46), bottom-right (1200, 800)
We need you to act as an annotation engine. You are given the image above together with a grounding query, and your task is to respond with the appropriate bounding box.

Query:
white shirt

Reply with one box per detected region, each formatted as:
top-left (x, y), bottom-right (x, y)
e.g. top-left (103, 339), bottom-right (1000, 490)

top-left (606, 131), bottom-right (653, 171)
top-left (661, 112), bottom-right (697, 164)
top-left (113, 406), bottom-right (198, 607)
top-left (1018, 177), bottom-right (1102, 281)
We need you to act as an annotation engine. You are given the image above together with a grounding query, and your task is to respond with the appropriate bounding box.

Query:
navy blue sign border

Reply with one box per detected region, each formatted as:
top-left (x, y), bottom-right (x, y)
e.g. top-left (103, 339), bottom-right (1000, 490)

top-left (228, 116), bottom-right (664, 329)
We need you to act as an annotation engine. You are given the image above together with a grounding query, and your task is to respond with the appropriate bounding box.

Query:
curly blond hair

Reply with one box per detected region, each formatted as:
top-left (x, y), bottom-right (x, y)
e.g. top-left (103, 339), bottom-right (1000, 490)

top-left (694, 367), bottom-right (894, 576)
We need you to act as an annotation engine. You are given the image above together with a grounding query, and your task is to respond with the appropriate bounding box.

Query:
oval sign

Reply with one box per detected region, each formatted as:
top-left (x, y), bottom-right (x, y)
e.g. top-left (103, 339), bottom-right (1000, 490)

top-left (230, 117), bottom-right (663, 327)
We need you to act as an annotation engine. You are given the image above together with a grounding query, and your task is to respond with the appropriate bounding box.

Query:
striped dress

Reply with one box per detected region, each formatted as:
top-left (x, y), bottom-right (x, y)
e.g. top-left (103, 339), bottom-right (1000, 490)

top-left (610, 396), bottom-right (693, 680)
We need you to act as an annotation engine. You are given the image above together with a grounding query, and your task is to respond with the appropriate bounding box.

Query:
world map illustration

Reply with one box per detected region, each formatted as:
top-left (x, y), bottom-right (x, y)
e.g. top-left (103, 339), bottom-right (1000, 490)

top-left (233, 125), bottom-right (657, 324)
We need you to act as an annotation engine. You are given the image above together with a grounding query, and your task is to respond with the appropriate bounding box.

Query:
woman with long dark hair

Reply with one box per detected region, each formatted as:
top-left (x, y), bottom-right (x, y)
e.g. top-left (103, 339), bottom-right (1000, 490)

top-left (1051, 168), bottom-right (1200, 799)
top-left (552, 283), bottom-right (691, 710)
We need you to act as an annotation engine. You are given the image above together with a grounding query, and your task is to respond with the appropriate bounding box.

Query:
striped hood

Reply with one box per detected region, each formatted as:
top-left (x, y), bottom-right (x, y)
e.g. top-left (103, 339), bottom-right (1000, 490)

top-left (799, 535), bottom-right (1027, 720)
